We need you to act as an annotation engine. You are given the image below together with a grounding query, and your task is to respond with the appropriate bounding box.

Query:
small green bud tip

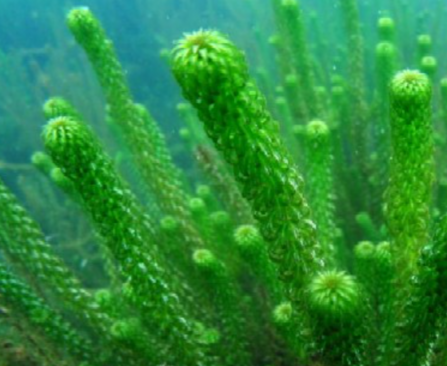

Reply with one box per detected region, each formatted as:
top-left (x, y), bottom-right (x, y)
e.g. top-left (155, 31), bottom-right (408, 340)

top-left (176, 102), bottom-right (191, 113)
top-left (199, 328), bottom-right (220, 345)
top-left (275, 86), bottom-right (284, 94)
top-left (31, 151), bottom-right (52, 170)
top-left (268, 35), bottom-right (280, 46)
top-left (43, 116), bottom-right (86, 156)
top-left (375, 241), bottom-right (392, 263)
top-left (43, 97), bottom-right (80, 121)
top-left (50, 168), bottom-right (70, 187)
top-left (285, 74), bottom-right (298, 85)
top-left (378, 17), bottom-right (394, 32)
top-left (179, 128), bottom-right (190, 140)
top-left (378, 17), bottom-right (395, 42)
top-left (441, 78), bottom-right (447, 89)
top-left (275, 97), bottom-right (287, 106)
top-left (273, 302), bottom-right (293, 325)
top-left (175, 30), bottom-right (223, 53)
top-left (193, 249), bottom-right (215, 267)
top-left (121, 282), bottom-right (134, 300)
top-left (281, 0), bottom-right (297, 8)
top-left (417, 34), bottom-right (432, 47)
top-left (234, 225), bottom-right (262, 248)
top-left (354, 241), bottom-right (376, 259)
top-left (30, 309), bottom-right (50, 324)
top-left (305, 120), bottom-right (329, 140)
top-left (315, 86), bottom-right (326, 94)
top-left (315, 86), bottom-right (327, 100)
top-left (331, 74), bottom-right (344, 86)
top-left (43, 98), bottom-right (63, 119)
top-left (189, 197), bottom-right (206, 213)
top-left (355, 211), bottom-right (370, 224)
top-left (292, 125), bottom-right (305, 137)
top-left (196, 185), bottom-right (211, 198)
top-left (376, 41), bottom-right (395, 56)
top-left (376, 241), bottom-right (391, 254)
top-left (160, 216), bottom-right (178, 232)
top-left (194, 323), bottom-right (221, 345)
top-left (111, 318), bottom-right (140, 341)
top-left (390, 70), bottom-right (431, 106)
top-left (210, 211), bottom-right (230, 227)
top-left (66, 7), bottom-right (97, 41)
top-left (331, 85), bottom-right (344, 97)
top-left (43, 117), bottom-right (73, 147)
top-left (94, 289), bottom-right (113, 307)
top-left (172, 29), bottom-right (247, 91)
top-left (308, 271), bottom-right (360, 319)
top-left (421, 56), bottom-right (437, 73)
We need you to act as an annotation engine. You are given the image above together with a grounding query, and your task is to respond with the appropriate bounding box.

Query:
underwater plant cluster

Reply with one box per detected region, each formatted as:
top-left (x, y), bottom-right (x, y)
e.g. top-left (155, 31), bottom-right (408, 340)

top-left (2, 0), bottom-right (447, 365)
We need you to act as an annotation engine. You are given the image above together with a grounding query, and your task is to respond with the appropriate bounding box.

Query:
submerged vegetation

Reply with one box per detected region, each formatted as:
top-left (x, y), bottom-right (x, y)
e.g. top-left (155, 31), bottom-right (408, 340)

top-left (2, 0), bottom-right (447, 365)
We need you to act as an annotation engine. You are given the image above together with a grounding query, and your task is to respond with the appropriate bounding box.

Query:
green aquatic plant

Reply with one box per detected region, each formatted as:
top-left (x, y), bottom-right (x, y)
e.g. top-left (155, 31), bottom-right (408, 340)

top-left (172, 29), bottom-right (323, 294)
top-left (1, 3), bottom-right (447, 366)
top-left (303, 120), bottom-right (338, 267)
top-left (385, 70), bottom-right (433, 277)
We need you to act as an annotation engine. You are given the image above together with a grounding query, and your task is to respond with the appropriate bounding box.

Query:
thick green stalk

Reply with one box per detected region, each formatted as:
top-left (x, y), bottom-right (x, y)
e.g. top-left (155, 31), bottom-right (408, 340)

top-left (43, 116), bottom-right (207, 366)
top-left (354, 241), bottom-right (393, 365)
top-left (0, 263), bottom-right (94, 365)
top-left (193, 249), bottom-right (251, 366)
top-left (272, 301), bottom-right (308, 361)
top-left (66, 8), bottom-right (207, 252)
top-left (0, 179), bottom-right (155, 366)
top-left (234, 225), bottom-right (282, 302)
top-left (43, 97), bottom-right (123, 289)
top-left (171, 30), bottom-right (323, 300)
top-left (378, 17), bottom-right (396, 43)
top-left (383, 70), bottom-right (434, 366)
top-left (390, 215), bottom-right (447, 366)
top-left (307, 270), bottom-right (365, 366)
top-left (234, 225), bottom-right (295, 364)
top-left (304, 120), bottom-right (337, 266)
top-left (354, 241), bottom-right (376, 302)
top-left (384, 70), bottom-right (434, 277)
top-left (0, 179), bottom-right (110, 333)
